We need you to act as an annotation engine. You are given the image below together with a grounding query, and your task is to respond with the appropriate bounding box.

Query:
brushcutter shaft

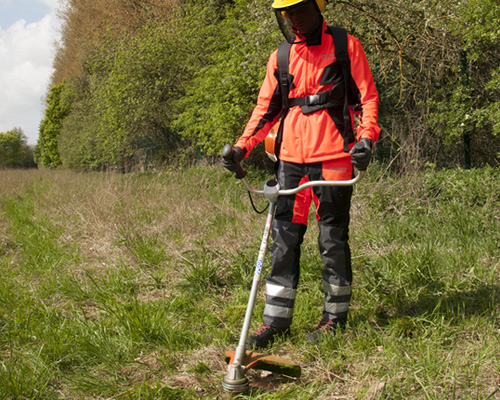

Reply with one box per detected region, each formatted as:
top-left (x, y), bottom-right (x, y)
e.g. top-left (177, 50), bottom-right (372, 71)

top-left (222, 202), bottom-right (276, 393)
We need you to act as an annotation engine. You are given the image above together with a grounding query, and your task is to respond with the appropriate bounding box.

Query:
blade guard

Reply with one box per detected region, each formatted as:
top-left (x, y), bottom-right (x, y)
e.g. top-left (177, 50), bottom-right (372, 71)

top-left (225, 350), bottom-right (301, 378)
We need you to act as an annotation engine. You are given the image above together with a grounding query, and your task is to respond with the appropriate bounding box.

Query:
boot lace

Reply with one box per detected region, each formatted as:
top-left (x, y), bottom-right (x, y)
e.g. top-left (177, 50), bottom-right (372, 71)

top-left (317, 318), bottom-right (335, 332)
top-left (254, 323), bottom-right (272, 336)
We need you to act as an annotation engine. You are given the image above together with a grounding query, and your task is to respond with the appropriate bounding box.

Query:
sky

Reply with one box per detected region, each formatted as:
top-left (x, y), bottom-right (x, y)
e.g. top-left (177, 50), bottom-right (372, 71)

top-left (0, 0), bottom-right (63, 145)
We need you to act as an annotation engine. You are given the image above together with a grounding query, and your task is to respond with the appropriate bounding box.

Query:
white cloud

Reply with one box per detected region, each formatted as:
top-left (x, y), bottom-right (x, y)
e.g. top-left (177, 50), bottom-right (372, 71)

top-left (0, 7), bottom-right (60, 145)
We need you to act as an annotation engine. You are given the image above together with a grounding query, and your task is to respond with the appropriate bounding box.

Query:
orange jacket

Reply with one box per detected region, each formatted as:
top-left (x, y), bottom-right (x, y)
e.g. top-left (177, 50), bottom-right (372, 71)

top-left (235, 20), bottom-right (380, 164)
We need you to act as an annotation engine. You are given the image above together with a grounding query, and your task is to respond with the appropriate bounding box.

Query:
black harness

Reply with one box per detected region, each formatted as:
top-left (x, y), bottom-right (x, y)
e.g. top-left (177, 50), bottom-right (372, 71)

top-left (274, 26), bottom-right (361, 157)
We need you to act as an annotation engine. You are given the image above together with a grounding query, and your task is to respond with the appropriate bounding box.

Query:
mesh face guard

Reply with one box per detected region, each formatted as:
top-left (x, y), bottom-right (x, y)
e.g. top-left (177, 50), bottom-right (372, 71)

top-left (275, 9), bottom-right (304, 44)
top-left (273, 0), bottom-right (322, 44)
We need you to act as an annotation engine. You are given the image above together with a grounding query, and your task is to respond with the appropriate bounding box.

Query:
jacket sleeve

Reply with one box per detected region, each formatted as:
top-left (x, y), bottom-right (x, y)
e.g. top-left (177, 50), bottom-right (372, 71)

top-left (235, 50), bottom-right (283, 157)
top-left (348, 35), bottom-right (380, 143)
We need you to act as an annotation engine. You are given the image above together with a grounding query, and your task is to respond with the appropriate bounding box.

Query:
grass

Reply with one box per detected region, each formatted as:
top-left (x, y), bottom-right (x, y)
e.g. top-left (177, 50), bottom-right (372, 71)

top-left (0, 164), bottom-right (499, 399)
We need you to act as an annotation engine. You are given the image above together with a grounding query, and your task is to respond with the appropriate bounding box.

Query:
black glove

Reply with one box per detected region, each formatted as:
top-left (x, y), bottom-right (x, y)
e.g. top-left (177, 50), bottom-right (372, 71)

top-left (222, 145), bottom-right (247, 178)
top-left (350, 138), bottom-right (373, 171)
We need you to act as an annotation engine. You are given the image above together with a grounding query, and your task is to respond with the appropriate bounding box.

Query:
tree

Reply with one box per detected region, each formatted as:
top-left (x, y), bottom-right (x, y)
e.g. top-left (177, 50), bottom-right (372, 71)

top-left (35, 82), bottom-right (70, 168)
top-left (56, 19), bottom-right (188, 171)
top-left (51, 0), bottom-right (179, 85)
top-left (0, 128), bottom-right (35, 168)
top-left (427, 0), bottom-right (500, 165)
top-left (173, 0), bottom-right (282, 156)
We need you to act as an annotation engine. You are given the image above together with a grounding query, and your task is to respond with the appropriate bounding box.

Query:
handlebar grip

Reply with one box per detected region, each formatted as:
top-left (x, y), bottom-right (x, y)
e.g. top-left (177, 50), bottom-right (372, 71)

top-left (222, 144), bottom-right (233, 161)
top-left (222, 144), bottom-right (247, 179)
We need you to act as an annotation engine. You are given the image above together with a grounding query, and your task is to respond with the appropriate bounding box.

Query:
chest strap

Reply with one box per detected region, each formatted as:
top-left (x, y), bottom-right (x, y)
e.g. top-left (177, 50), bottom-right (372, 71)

top-left (287, 81), bottom-right (346, 115)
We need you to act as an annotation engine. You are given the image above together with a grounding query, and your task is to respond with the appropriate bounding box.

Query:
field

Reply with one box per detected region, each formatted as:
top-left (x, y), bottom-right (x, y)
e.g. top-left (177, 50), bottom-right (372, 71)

top-left (0, 165), bottom-right (499, 399)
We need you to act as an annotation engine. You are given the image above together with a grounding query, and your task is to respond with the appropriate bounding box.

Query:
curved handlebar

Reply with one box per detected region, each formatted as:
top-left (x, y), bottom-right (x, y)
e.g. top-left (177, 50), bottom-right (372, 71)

top-left (223, 144), bottom-right (364, 201)
top-left (241, 170), bottom-right (364, 202)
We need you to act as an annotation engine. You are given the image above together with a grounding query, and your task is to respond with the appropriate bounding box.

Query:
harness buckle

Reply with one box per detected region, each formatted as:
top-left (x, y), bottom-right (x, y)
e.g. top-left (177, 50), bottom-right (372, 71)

top-left (306, 94), bottom-right (321, 106)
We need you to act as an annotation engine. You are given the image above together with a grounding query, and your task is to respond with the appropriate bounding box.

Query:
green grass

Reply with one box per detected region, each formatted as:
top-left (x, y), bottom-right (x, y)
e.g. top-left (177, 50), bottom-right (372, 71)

top-left (0, 165), bottom-right (499, 399)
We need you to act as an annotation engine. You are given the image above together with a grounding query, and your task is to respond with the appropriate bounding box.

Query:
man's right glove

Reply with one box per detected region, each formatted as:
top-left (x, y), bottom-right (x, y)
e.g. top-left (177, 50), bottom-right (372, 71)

top-left (349, 138), bottom-right (373, 171)
top-left (222, 145), bottom-right (247, 178)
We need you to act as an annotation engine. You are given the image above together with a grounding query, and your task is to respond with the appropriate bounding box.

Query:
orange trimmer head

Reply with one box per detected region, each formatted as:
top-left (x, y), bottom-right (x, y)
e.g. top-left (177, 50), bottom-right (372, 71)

top-left (225, 350), bottom-right (301, 378)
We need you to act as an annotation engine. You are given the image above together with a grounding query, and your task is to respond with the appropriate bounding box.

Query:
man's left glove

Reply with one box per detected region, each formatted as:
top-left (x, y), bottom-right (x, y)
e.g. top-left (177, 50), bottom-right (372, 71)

top-left (350, 138), bottom-right (373, 171)
top-left (222, 145), bottom-right (247, 178)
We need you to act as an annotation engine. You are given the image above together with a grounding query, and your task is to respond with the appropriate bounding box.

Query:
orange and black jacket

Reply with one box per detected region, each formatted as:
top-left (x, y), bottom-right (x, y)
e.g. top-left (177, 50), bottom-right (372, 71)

top-left (235, 19), bottom-right (380, 165)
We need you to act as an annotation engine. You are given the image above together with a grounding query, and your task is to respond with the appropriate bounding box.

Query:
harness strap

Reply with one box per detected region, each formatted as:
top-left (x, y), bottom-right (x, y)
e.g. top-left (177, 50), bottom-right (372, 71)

top-left (275, 40), bottom-right (292, 158)
top-left (328, 27), bottom-right (354, 152)
top-left (287, 81), bottom-right (345, 114)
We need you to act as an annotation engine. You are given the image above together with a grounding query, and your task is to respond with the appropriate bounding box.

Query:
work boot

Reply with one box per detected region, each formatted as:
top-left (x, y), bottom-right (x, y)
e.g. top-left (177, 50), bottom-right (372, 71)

top-left (247, 323), bottom-right (290, 350)
top-left (307, 318), bottom-right (343, 343)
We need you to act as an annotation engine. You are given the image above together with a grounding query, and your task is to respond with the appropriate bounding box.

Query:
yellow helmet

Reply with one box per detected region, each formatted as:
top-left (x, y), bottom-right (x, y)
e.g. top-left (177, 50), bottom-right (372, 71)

top-left (271, 0), bottom-right (326, 12)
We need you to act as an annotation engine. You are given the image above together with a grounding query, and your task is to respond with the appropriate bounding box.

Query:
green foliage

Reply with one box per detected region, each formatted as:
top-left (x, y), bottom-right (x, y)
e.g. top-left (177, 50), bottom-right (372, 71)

top-left (426, 0), bottom-right (500, 154)
top-left (90, 21), bottom-right (186, 166)
top-left (323, 0), bottom-right (499, 168)
top-left (0, 131), bottom-right (22, 168)
top-left (57, 76), bottom-right (104, 170)
top-left (457, 0), bottom-right (500, 60)
top-left (0, 128), bottom-right (35, 168)
top-left (56, 20), bottom-right (188, 171)
top-left (35, 82), bottom-right (70, 168)
top-left (173, 0), bottom-right (282, 155)
top-left (427, 82), bottom-right (475, 144)
top-left (43, 0), bottom-right (500, 170)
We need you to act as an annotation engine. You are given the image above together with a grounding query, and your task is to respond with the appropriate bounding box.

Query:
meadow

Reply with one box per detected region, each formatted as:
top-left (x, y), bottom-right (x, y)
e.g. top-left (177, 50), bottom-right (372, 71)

top-left (0, 164), bottom-right (499, 399)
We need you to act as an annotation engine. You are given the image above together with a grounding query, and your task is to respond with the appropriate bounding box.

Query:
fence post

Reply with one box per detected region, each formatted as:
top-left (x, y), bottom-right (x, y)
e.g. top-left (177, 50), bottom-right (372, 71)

top-left (460, 50), bottom-right (471, 169)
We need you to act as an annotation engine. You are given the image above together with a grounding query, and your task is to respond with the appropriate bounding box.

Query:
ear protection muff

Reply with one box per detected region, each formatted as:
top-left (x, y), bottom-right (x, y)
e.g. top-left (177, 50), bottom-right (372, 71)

top-left (316, 0), bottom-right (326, 12)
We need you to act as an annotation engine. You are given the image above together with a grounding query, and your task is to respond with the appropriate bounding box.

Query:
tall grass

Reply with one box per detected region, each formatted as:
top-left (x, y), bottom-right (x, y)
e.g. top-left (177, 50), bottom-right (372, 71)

top-left (0, 165), bottom-right (499, 399)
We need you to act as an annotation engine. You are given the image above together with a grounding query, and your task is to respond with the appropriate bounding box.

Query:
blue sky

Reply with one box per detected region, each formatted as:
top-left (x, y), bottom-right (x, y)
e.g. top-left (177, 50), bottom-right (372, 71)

top-left (0, 0), bottom-right (62, 145)
top-left (0, 0), bottom-right (53, 27)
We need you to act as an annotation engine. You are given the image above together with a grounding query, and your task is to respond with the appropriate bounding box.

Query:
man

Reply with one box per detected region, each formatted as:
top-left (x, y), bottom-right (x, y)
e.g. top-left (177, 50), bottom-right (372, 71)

top-left (223, 0), bottom-right (380, 347)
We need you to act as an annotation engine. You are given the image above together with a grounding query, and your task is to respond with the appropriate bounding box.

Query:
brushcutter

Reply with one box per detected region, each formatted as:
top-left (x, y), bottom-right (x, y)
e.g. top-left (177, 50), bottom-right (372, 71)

top-left (221, 144), bottom-right (363, 394)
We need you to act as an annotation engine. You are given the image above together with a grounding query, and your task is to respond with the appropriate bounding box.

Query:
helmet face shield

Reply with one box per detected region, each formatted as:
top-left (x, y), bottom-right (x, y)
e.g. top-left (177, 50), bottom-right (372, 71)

top-left (273, 0), bottom-right (323, 44)
top-left (275, 10), bottom-right (302, 44)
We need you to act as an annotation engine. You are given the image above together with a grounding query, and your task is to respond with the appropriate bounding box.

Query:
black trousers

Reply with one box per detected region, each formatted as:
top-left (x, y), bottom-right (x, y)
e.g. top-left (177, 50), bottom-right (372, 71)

top-left (262, 160), bottom-right (353, 328)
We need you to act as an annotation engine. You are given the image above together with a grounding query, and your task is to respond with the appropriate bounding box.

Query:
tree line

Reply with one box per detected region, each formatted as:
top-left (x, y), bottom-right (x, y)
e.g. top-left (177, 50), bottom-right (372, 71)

top-left (33, 0), bottom-right (499, 172)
